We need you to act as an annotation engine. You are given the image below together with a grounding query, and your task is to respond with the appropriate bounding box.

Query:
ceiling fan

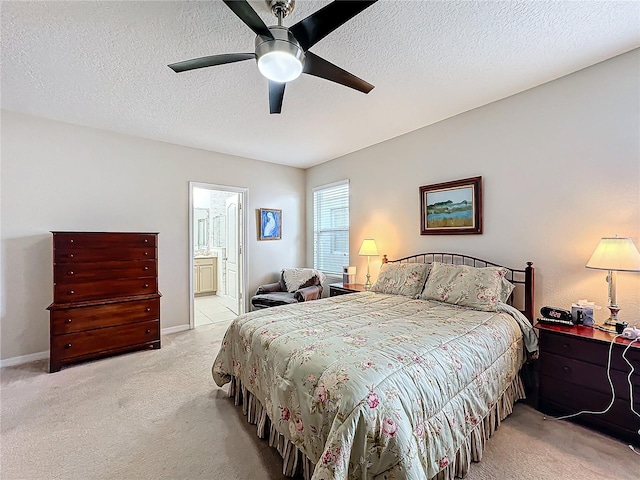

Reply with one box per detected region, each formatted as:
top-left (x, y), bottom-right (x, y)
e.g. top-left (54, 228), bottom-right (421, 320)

top-left (168, 0), bottom-right (378, 114)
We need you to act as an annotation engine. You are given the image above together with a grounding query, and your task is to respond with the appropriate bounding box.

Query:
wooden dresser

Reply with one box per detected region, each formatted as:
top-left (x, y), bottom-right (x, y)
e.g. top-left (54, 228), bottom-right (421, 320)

top-left (537, 323), bottom-right (640, 443)
top-left (47, 232), bottom-right (161, 373)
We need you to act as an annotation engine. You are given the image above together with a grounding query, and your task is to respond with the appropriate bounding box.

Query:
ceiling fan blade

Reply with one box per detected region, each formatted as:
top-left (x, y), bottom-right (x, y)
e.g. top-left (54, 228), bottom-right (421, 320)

top-left (290, 0), bottom-right (378, 51)
top-left (223, 0), bottom-right (274, 39)
top-left (168, 53), bottom-right (255, 73)
top-left (303, 51), bottom-right (374, 94)
top-left (269, 81), bottom-right (285, 114)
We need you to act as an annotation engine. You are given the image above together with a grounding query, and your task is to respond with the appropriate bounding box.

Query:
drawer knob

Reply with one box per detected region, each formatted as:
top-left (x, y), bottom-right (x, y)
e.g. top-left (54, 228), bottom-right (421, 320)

top-left (144, 239), bottom-right (149, 243)
top-left (562, 366), bottom-right (570, 372)
top-left (69, 239), bottom-right (74, 243)
top-left (143, 284), bottom-right (149, 288)
top-left (67, 271), bottom-right (74, 276)
top-left (65, 318), bottom-right (72, 324)
top-left (65, 343), bottom-right (72, 349)
top-left (144, 252), bottom-right (149, 256)
top-left (69, 254), bottom-right (74, 258)
top-left (145, 307), bottom-right (151, 312)
top-left (562, 343), bottom-right (570, 350)
top-left (143, 266), bottom-right (149, 271)
top-left (145, 329), bottom-right (151, 334)
top-left (68, 290), bottom-right (75, 295)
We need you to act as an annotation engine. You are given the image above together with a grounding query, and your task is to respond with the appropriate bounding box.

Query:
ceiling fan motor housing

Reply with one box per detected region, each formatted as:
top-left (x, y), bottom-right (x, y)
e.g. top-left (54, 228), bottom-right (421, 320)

top-left (255, 26), bottom-right (305, 82)
top-left (266, 0), bottom-right (295, 19)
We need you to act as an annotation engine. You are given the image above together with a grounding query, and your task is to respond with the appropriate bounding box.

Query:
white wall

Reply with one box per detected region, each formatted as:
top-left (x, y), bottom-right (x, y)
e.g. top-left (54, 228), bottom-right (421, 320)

top-left (306, 49), bottom-right (640, 323)
top-left (0, 111), bottom-right (305, 361)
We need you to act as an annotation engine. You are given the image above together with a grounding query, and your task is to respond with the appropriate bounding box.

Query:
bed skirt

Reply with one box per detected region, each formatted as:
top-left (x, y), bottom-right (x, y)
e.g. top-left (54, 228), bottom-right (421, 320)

top-left (226, 374), bottom-right (526, 479)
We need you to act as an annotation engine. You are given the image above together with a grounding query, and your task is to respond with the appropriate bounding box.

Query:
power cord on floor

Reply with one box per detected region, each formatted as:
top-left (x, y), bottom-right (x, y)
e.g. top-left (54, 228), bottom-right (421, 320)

top-left (622, 337), bottom-right (640, 454)
top-left (542, 335), bottom-right (640, 451)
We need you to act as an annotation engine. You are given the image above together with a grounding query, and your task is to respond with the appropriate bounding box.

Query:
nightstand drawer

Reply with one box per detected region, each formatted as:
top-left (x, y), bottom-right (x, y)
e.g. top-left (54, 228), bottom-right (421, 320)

top-left (329, 283), bottom-right (366, 296)
top-left (539, 329), bottom-right (640, 373)
top-left (540, 352), bottom-right (640, 406)
top-left (330, 286), bottom-right (350, 296)
top-left (540, 375), bottom-right (640, 438)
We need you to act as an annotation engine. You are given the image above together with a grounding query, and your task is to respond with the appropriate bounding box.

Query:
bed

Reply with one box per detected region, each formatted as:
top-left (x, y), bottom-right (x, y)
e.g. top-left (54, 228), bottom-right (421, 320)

top-left (212, 253), bottom-right (537, 479)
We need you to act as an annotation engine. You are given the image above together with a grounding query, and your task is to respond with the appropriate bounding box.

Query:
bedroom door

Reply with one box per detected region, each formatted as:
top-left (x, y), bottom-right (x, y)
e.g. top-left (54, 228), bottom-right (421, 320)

top-left (220, 195), bottom-right (241, 314)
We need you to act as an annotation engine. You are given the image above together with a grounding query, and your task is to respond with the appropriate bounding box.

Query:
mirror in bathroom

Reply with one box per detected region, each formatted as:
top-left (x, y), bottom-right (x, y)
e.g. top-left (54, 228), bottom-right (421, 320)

top-left (194, 208), bottom-right (210, 250)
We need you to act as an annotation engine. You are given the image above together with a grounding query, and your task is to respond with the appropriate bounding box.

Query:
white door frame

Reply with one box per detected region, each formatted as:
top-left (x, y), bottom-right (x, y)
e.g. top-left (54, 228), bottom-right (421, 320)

top-left (188, 182), bottom-right (249, 329)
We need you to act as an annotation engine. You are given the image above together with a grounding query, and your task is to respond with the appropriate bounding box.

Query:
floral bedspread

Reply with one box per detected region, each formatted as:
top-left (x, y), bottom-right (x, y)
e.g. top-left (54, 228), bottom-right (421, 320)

top-left (212, 292), bottom-right (535, 480)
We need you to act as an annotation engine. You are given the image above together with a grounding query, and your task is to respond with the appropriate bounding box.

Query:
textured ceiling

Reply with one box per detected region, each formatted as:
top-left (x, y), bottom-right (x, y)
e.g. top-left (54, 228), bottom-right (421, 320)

top-left (2, 1), bottom-right (639, 168)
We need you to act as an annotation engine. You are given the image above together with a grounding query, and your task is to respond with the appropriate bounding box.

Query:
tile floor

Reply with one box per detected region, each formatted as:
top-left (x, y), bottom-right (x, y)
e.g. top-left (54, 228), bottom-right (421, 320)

top-left (194, 295), bottom-right (237, 326)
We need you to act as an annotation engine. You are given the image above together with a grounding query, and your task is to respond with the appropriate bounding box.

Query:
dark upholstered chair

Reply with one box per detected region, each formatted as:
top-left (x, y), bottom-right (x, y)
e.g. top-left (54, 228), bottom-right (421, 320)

top-left (251, 268), bottom-right (324, 310)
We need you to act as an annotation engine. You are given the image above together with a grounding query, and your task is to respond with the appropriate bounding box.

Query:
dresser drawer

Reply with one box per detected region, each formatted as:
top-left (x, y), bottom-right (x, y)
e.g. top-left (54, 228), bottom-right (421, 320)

top-left (54, 246), bottom-right (156, 263)
top-left (50, 298), bottom-right (159, 335)
top-left (539, 329), bottom-right (640, 373)
top-left (54, 278), bottom-right (157, 303)
top-left (54, 260), bottom-right (157, 283)
top-left (540, 352), bottom-right (640, 406)
top-left (54, 232), bottom-right (156, 249)
top-left (52, 320), bottom-right (159, 361)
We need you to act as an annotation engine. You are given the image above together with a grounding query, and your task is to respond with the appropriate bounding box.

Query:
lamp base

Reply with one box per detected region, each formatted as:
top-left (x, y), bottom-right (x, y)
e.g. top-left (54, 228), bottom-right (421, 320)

top-left (596, 323), bottom-right (618, 334)
top-left (364, 274), bottom-right (372, 290)
top-left (603, 305), bottom-right (620, 327)
top-left (597, 304), bottom-right (622, 333)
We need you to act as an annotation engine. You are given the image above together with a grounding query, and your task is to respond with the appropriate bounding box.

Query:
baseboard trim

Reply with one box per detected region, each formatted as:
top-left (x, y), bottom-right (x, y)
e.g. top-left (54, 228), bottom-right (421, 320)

top-left (0, 350), bottom-right (49, 368)
top-left (1, 325), bottom-right (191, 368)
top-left (161, 324), bottom-right (190, 335)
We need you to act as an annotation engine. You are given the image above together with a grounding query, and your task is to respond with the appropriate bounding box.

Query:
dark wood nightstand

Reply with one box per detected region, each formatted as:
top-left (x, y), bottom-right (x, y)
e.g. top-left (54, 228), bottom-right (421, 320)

top-left (329, 283), bottom-right (367, 296)
top-left (536, 322), bottom-right (640, 443)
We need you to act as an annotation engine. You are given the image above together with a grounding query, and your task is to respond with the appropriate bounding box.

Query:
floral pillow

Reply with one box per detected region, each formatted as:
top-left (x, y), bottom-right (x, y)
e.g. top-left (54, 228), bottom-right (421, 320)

top-left (419, 262), bottom-right (509, 311)
top-left (498, 277), bottom-right (515, 303)
top-left (370, 262), bottom-right (430, 297)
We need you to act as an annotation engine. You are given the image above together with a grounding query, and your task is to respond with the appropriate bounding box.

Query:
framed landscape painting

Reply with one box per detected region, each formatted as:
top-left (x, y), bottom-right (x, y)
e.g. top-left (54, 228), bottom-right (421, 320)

top-left (258, 208), bottom-right (282, 240)
top-left (420, 176), bottom-right (483, 235)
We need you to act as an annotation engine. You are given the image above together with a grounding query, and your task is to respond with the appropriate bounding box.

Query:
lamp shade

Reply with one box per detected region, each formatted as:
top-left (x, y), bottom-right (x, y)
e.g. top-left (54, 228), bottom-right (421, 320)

top-left (358, 239), bottom-right (379, 257)
top-left (585, 237), bottom-right (640, 272)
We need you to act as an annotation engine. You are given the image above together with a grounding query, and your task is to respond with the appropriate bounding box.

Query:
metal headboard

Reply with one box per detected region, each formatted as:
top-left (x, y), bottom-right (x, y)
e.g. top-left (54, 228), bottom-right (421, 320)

top-left (382, 253), bottom-right (535, 323)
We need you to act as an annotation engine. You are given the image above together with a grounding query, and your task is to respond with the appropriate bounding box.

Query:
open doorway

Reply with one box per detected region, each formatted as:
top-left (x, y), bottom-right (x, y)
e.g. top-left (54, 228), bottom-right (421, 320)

top-left (189, 182), bottom-right (247, 328)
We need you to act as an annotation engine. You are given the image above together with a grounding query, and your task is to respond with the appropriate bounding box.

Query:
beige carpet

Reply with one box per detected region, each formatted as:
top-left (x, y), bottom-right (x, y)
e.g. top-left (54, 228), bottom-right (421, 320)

top-left (1, 321), bottom-right (637, 480)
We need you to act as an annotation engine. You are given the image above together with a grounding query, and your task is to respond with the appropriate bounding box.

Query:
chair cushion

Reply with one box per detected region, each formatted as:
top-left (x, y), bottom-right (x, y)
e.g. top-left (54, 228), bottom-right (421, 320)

top-left (251, 292), bottom-right (299, 309)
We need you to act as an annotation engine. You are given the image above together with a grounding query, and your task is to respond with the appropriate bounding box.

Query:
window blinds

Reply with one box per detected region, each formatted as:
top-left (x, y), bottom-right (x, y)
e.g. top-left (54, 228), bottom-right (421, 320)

top-left (313, 181), bottom-right (349, 274)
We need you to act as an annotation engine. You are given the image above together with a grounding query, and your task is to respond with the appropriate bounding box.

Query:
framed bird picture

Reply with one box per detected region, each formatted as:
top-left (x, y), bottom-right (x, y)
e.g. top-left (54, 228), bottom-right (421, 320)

top-left (258, 208), bottom-right (282, 241)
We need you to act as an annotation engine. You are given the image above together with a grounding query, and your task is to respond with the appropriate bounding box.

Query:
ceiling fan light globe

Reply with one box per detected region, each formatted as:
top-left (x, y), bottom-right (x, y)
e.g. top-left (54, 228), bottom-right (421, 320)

top-left (258, 51), bottom-right (303, 82)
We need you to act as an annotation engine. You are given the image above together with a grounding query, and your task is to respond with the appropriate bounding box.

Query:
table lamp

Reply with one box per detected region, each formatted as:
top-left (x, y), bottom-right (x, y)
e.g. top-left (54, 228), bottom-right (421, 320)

top-left (358, 239), bottom-right (379, 290)
top-left (586, 235), bottom-right (640, 328)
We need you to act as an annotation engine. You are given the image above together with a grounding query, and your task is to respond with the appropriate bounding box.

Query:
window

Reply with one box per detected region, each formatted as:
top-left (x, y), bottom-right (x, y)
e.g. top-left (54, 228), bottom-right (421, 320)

top-left (313, 181), bottom-right (349, 274)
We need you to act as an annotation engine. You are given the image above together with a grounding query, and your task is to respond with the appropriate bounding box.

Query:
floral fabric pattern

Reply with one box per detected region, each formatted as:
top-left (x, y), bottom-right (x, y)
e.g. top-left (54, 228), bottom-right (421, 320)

top-left (419, 262), bottom-right (509, 312)
top-left (498, 277), bottom-right (516, 303)
top-left (370, 262), bottom-right (430, 297)
top-left (212, 292), bottom-right (534, 480)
